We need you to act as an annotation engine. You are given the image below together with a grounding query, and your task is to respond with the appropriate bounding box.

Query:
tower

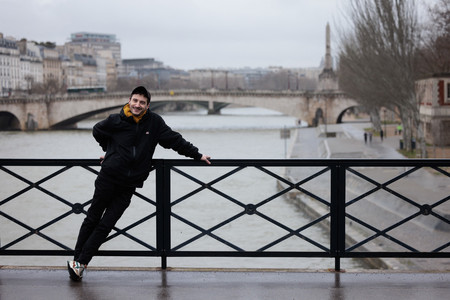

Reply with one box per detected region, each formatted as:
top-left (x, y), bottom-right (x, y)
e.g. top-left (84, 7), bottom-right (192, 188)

top-left (318, 23), bottom-right (338, 91)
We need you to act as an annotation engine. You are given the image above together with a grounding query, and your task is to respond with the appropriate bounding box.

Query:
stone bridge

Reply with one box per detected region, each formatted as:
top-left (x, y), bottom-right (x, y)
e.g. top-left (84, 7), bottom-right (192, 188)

top-left (0, 89), bottom-right (358, 130)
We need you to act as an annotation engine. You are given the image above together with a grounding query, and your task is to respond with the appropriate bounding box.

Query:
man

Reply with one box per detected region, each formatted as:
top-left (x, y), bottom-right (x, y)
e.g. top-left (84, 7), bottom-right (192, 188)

top-left (67, 86), bottom-right (210, 281)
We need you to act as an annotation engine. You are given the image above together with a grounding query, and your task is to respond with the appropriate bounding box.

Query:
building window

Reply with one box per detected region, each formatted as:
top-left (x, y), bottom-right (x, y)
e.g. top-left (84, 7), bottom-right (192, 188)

top-left (447, 82), bottom-right (450, 103)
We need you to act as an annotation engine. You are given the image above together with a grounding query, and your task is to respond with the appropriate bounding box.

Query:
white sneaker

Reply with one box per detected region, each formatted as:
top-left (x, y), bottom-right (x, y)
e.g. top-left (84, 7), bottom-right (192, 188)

top-left (67, 260), bottom-right (86, 281)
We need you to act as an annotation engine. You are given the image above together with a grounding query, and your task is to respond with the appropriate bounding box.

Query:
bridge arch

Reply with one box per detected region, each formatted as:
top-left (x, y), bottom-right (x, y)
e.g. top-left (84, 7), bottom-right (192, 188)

top-left (149, 100), bottom-right (230, 114)
top-left (50, 100), bottom-right (232, 128)
top-left (336, 106), bottom-right (360, 124)
top-left (0, 111), bottom-right (20, 130)
top-left (51, 105), bottom-right (124, 129)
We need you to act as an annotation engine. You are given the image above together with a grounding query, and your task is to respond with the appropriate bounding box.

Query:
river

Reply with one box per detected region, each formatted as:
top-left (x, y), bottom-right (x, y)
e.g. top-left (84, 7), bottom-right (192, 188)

top-left (0, 106), bottom-right (365, 269)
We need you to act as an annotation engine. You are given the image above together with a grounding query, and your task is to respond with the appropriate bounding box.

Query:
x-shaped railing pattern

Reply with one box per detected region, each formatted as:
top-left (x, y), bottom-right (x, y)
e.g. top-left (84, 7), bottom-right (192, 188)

top-left (0, 159), bottom-right (449, 271)
top-left (0, 164), bottom-right (91, 251)
top-left (0, 160), bottom-right (158, 254)
top-left (169, 165), bottom-right (330, 253)
top-left (345, 165), bottom-right (450, 253)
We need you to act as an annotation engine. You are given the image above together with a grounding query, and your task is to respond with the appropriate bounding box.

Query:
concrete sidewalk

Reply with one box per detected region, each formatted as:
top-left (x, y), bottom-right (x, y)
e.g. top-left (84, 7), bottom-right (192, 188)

top-left (289, 123), bottom-right (404, 159)
top-left (1, 267), bottom-right (450, 300)
top-left (287, 122), bottom-right (449, 272)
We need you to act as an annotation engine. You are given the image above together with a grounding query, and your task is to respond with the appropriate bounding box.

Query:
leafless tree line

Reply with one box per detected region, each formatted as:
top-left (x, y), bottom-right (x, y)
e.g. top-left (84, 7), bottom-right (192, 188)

top-left (337, 0), bottom-right (450, 154)
top-left (112, 70), bottom-right (317, 92)
top-left (20, 68), bottom-right (317, 96)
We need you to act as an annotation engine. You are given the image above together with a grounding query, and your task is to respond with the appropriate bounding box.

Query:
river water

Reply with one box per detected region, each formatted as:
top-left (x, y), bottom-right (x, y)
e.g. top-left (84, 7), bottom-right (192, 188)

top-left (0, 107), bottom-right (365, 269)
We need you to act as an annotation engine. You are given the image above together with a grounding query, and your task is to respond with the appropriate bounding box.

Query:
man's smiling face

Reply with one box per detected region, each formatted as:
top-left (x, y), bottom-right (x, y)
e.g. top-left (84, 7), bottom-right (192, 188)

top-left (128, 94), bottom-right (149, 116)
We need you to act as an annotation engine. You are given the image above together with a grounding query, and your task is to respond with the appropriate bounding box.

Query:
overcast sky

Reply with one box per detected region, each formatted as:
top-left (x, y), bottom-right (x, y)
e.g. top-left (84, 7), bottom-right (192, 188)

top-left (0, 0), bottom-right (435, 70)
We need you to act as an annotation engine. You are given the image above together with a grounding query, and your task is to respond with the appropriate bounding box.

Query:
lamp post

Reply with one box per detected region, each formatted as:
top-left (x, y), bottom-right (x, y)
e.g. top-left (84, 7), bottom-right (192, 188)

top-left (225, 71), bottom-right (228, 90)
top-left (287, 70), bottom-right (291, 90)
top-left (324, 100), bottom-right (328, 138)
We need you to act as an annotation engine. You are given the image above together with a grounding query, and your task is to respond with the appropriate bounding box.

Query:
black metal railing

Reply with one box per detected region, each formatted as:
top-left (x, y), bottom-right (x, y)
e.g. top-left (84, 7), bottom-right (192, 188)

top-left (0, 158), bottom-right (449, 271)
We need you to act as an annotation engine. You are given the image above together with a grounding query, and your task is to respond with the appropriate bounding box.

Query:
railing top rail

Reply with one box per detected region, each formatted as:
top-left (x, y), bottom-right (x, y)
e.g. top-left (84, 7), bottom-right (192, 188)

top-left (0, 158), bottom-right (449, 167)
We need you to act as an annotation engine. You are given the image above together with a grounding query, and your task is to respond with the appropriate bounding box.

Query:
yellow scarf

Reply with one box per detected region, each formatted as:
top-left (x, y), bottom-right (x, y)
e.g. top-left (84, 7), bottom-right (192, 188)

top-left (123, 103), bottom-right (147, 123)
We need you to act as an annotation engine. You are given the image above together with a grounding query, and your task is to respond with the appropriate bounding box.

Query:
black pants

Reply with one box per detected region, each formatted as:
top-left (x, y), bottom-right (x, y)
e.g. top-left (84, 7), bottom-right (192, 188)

top-left (74, 173), bottom-right (135, 265)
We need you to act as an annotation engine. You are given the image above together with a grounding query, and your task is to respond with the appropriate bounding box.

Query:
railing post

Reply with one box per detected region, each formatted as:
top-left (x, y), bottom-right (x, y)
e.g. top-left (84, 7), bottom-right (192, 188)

top-left (330, 163), bottom-right (346, 271)
top-left (155, 159), bottom-right (171, 269)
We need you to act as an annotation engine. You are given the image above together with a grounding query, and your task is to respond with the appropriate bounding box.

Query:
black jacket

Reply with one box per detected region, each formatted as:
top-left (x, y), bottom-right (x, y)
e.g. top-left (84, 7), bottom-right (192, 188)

top-left (93, 107), bottom-right (202, 187)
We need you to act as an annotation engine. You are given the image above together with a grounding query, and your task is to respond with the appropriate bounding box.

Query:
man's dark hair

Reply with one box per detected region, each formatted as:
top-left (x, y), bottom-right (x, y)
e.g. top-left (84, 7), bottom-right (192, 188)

top-left (131, 86), bottom-right (151, 104)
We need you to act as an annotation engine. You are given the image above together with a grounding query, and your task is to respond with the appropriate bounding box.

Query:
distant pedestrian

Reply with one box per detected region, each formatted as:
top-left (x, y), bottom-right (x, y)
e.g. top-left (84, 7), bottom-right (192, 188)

top-left (369, 132), bottom-right (372, 143)
top-left (364, 132), bottom-right (368, 144)
top-left (380, 130), bottom-right (384, 141)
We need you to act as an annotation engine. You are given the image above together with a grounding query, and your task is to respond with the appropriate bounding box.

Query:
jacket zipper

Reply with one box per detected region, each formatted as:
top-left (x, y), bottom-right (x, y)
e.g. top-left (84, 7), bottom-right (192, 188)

top-left (128, 122), bottom-right (139, 177)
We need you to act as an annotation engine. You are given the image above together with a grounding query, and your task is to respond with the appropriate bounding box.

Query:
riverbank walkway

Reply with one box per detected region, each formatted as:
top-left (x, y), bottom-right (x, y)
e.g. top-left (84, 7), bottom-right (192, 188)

top-left (289, 122), bottom-right (449, 272)
top-left (1, 122), bottom-right (449, 300)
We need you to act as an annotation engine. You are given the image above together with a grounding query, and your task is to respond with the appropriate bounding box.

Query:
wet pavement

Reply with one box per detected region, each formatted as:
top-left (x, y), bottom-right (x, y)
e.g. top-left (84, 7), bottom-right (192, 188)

top-left (1, 267), bottom-right (450, 300)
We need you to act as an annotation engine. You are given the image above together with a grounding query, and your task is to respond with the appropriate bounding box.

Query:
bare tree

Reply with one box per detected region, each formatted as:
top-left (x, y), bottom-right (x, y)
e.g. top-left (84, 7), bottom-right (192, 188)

top-left (417, 0), bottom-right (450, 76)
top-left (337, 0), bottom-right (422, 152)
top-left (31, 78), bottom-right (65, 97)
top-left (298, 76), bottom-right (318, 91)
top-left (252, 71), bottom-right (290, 90)
top-left (24, 75), bottom-right (34, 94)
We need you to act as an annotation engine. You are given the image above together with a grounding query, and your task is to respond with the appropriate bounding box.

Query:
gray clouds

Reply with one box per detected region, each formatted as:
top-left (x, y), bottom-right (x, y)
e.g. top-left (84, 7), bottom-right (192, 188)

top-left (2, 0), bottom-right (341, 69)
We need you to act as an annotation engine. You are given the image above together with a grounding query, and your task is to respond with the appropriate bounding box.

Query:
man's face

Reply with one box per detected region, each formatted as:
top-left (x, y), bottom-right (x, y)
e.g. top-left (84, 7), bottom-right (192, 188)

top-left (128, 94), bottom-right (149, 116)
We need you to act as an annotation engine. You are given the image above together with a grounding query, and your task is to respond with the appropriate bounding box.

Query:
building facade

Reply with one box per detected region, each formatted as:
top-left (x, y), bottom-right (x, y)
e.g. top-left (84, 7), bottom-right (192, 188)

top-left (68, 32), bottom-right (121, 61)
top-left (418, 74), bottom-right (450, 146)
top-left (40, 46), bottom-right (61, 87)
top-left (0, 31), bottom-right (125, 95)
top-left (66, 32), bottom-right (121, 89)
top-left (18, 40), bottom-right (44, 91)
top-left (0, 34), bottom-right (20, 96)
